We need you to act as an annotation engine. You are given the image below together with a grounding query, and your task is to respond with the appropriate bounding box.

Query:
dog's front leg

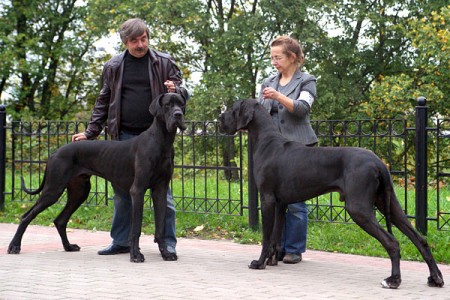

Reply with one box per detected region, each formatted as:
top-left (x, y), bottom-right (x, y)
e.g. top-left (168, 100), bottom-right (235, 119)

top-left (129, 186), bottom-right (145, 263)
top-left (249, 193), bottom-right (276, 270)
top-left (267, 202), bottom-right (287, 266)
top-left (151, 186), bottom-right (176, 261)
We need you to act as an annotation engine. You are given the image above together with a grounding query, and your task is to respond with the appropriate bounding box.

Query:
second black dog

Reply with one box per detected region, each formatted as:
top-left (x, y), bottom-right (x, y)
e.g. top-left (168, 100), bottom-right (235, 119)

top-left (219, 99), bottom-right (444, 289)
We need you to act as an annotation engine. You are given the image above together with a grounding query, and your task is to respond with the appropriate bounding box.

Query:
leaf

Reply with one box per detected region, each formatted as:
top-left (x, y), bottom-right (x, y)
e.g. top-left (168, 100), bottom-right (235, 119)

top-left (193, 224), bottom-right (204, 232)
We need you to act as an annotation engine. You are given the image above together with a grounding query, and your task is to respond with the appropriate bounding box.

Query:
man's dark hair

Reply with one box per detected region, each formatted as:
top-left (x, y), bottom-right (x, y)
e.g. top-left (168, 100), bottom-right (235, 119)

top-left (119, 18), bottom-right (150, 44)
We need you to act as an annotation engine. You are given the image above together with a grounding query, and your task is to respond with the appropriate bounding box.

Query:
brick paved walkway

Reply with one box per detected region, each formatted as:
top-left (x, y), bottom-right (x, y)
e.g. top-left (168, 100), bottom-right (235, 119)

top-left (0, 223), bottom-right (448, 299)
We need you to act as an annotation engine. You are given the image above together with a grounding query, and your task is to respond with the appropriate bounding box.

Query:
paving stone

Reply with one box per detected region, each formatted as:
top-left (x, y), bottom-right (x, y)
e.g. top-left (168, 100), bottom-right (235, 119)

top-left (0, 223), bottom-right (448, 300)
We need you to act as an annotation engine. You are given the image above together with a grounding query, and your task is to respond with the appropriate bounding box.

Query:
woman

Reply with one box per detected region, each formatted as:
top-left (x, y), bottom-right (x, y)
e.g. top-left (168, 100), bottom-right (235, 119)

top-left (258, 35), bottom-right (318, 264)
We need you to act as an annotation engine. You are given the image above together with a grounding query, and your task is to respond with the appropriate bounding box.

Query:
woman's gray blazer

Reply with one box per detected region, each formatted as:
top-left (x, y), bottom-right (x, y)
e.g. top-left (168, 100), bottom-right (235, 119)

top-left (258, 70), bottom-right (318, 145)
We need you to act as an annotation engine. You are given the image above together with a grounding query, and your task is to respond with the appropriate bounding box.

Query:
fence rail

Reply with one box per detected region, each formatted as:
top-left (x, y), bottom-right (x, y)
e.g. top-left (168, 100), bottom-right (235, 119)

top-left (1, 98), bottom-right (449, 234)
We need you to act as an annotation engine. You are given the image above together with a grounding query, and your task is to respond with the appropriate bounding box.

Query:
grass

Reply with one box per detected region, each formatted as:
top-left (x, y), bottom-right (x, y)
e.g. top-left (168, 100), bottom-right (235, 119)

top-left (1, 197), bottom-right (449, 265)
top-left (2, 172), bottom-right (449, 264)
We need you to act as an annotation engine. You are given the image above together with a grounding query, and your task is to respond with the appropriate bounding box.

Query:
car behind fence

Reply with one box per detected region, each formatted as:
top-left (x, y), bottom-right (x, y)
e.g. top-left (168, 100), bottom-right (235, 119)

top-left (0, 98), bottom-right (449, 234)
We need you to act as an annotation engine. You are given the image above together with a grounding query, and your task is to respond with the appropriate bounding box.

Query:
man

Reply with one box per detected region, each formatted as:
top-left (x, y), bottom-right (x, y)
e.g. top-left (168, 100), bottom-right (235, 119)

top-left (72, 18), bottom-right (189, 259)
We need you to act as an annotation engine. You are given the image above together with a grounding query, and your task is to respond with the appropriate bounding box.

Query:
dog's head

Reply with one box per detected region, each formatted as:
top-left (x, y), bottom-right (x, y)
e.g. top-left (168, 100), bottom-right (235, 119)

top-left (219, 99), bottom-right (259, 134)
top-left (149, 93), bottom-right (187, 132)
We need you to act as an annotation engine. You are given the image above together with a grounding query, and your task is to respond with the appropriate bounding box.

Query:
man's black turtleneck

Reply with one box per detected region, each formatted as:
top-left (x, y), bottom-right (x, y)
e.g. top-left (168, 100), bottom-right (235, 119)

top-left (120, 51), bottom-right (153, 134)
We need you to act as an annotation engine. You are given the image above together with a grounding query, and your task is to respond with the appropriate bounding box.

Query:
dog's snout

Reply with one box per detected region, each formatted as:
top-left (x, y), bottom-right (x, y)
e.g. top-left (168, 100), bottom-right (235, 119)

top-left (173, 108), bottom-right (183, 118)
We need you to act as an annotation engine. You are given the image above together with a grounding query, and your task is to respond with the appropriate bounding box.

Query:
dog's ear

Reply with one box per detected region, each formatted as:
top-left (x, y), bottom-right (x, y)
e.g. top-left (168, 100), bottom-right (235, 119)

top-left (236, 100), bottom-right (255, 130)
top-left (178, 94), bottom-right (187, 113)
top-left (149, 94), bottom-right (164, 116)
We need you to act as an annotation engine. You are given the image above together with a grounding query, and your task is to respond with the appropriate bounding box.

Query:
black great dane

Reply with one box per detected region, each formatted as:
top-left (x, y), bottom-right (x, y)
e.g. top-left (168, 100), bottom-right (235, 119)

top-left (219, 99), bottom-right (444, 289)
top-left (8, 93), bottom-right (186, 263)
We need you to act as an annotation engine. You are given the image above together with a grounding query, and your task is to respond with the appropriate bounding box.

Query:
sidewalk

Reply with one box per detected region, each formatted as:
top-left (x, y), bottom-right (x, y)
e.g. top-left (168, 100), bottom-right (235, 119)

top-left (0, 223), bottom-right (448, 300)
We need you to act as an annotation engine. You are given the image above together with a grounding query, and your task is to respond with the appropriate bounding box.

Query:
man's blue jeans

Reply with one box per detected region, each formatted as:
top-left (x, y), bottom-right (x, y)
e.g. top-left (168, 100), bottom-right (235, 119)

top-left (110, 131), bottom-right (177, 252)
top-left (281, 201), bottom-right (308, 254)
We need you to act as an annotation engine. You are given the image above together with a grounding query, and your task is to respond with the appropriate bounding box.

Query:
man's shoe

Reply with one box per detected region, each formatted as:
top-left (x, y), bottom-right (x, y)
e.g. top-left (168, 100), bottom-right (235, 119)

top-left (160, 245), bottom-right (178, 261)
top-left (282, 253), bottom-right (302, 264)
top-left (98, 244), bottom-right (130, 255)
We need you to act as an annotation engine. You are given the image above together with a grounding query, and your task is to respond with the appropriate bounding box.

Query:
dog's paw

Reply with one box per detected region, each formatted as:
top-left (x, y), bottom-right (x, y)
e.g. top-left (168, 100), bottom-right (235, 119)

top-left (64, 243), bottom-right (81, 252)
top-left (428, 275), bottom-right (444, 287)
top-left (381, 275), bottom-right (401, 289)
top-left (161, 252), bottom-right (178, 261)
top-left (130, 252), bottom-right (145, 263)
top-left (7, 244), bottom-right (21, 254)
top-left (248, 260), bottom-right (266, 270)
top-left (266, 256), bottom-right (278, 266)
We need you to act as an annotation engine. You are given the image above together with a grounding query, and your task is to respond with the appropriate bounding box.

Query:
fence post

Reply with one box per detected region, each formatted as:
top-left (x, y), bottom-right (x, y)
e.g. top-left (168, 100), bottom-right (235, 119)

top-left (0, 105), bottom-right (6, 211)
top-left (415, 96), bottom-right (428, 235)
top-left (248, 137), bottom-right (259, 231)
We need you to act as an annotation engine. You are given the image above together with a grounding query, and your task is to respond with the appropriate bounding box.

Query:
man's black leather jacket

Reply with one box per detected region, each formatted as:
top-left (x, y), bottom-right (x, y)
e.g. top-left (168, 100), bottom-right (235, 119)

top-left (85, 48), bottom-right (189, 140)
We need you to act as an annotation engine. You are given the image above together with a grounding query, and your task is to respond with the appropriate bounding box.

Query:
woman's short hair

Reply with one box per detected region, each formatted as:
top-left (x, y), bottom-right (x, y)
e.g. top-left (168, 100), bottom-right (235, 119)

top-left (271, 36), bottom-right (304, 65)
top-left (119, 18), bottom-right (150, 44)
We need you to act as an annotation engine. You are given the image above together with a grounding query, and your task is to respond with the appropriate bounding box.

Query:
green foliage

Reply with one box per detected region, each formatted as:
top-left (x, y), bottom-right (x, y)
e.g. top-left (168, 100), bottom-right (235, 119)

top-left (361, 74), bottom-right (418, 120)
top-left (2, 1), bottom-right (448, 123)
top-left (0, 0), bottom-right (114, 120)
top-left (361, 5), bottom-right (449, 121)
top-left (308, 0), bottom-right (414, 119)
top-left (407, 6), bottom-right (449, 117)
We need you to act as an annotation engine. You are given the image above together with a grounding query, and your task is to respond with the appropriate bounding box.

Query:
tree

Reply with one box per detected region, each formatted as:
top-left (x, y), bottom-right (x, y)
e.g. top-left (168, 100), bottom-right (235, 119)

top-left (360, 5), bottom-right (449, 120)
top-left (0, 0), bottom-right (114, 120)
top-left (298, 0), bottom-right (411, 119)
top-left (140, 0), bottom-right (444, 122)
top-left (3, 0), bottom-right (446, 123)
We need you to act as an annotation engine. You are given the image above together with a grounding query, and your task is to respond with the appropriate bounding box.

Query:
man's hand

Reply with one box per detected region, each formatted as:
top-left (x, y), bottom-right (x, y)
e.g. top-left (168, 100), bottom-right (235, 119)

top-left (164, 80), bottom-right (176, 93)
top-left (72, 132), bottom-right (88, 142)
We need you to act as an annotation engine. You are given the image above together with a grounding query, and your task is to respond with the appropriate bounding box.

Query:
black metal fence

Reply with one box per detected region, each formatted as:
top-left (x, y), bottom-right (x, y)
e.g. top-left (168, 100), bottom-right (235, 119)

top-left (1, 99), bottom-right (449, 234)
top-left (1, 119), bottom-right (244, 215)
top-left (246, 99), bottom-right (450, 234)
top-left (434, 117), bottom-right (450, 231)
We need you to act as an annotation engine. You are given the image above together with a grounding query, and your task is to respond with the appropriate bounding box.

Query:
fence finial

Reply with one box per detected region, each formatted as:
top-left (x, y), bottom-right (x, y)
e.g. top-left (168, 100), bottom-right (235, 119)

top-left (417, 96), bottom-right (427, 106)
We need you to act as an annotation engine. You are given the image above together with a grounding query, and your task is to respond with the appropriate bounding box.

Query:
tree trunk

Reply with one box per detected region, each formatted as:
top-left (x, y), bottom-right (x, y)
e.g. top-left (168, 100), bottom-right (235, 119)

top-left (222, 136), bottom-right (239, 181)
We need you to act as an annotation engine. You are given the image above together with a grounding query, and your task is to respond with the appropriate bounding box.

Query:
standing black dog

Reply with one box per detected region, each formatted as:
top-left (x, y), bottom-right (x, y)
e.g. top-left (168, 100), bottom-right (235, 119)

top-left (219, 99), bottom-right (444, 289)
top-left (8, 93), bottom-right (186, 263)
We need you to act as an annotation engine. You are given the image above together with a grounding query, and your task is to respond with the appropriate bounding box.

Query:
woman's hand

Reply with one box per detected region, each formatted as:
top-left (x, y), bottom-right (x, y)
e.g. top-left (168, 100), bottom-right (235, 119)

top-left (263, 87), bottom-right (295, 112)
top-left (262, 87), bottom-right (280, 101)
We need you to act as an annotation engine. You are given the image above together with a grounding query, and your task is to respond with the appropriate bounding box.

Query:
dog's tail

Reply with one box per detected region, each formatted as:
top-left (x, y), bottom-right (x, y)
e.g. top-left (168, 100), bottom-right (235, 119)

top-left (21, 171), bottom-right (47, 195)
top-left (379, 164), bottom-right (394, 235)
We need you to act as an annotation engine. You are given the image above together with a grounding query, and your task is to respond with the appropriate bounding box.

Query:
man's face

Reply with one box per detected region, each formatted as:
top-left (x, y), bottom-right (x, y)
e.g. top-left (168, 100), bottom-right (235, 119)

top-left (125, 32), bottom-right (149, 58)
